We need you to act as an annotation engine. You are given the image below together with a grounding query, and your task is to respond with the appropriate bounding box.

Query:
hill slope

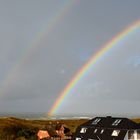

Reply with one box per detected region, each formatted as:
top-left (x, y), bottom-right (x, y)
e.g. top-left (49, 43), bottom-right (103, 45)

top-left (0, 117), bottom-right (88, 139)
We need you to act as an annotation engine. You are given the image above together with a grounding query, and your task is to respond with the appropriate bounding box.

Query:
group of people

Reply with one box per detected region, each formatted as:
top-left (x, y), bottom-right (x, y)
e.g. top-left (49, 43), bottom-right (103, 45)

top-left (37, 122), bottom-right (70, 140)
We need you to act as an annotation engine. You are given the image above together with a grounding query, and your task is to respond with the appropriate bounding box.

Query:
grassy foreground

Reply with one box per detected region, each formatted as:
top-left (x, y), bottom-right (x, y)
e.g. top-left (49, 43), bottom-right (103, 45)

top-left (0, 117), bottom-right (88, 139)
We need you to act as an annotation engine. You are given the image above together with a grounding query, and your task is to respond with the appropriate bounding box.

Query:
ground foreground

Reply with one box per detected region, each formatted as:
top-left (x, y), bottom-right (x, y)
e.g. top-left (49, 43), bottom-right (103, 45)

top-left (0, 117), bottom-right (140, 140)
top-left (0, 117), bottom-right (88, 139)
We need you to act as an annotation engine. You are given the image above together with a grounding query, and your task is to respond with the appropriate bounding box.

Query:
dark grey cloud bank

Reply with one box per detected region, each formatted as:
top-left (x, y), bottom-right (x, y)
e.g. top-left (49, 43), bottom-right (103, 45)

top-left (0, 0), bottom-right (140, 117)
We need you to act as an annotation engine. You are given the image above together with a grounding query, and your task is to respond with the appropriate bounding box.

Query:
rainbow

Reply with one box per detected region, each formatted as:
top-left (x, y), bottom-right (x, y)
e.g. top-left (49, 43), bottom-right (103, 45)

top-left (47, 20), bottom-right (140, 117)
top-left (0, 0), bottom-right (77, 97)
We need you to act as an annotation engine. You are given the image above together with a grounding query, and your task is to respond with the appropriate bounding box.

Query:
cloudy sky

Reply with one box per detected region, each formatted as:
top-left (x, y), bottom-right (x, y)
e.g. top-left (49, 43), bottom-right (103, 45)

top-left (0, 0), bottom-right (140, 117)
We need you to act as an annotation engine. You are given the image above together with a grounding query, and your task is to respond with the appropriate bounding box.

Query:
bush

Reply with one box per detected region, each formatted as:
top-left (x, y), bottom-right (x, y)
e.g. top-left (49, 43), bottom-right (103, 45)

top-left (17, 129), bottom-right (36, 139)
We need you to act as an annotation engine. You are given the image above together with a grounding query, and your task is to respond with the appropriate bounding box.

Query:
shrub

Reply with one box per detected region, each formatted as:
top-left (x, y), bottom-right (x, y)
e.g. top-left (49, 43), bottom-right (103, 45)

top-left (17, 129), bottom-right (36, 139)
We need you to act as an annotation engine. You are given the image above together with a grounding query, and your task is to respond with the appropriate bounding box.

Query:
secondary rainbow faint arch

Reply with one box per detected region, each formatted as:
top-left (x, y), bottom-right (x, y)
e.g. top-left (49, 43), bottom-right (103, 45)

top-left (47, 20), bottom-right (140, 117)
top-left (0, 0), bottom-right (77, 97)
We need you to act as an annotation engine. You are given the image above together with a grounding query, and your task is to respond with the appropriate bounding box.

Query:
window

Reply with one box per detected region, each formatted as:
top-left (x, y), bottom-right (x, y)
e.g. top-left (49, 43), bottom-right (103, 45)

top-left (111, 130), bottom-right (120, 136)
top-left (94, 129), bottom-right (97, 133)
top-left (76, 137), bottom-right (81, 140)
top-left (128, 130), bottom-right (134, 140)
top-left (112, 119), bottom-right (122, 126)
top-left (100, 129), bottom-right (104, 134)
top-left (92, 118), bottom-right (101, 125)
top-left (80, 127), bottom-right (87, 133)
top-left (128, 130), bottom-right (140, 140)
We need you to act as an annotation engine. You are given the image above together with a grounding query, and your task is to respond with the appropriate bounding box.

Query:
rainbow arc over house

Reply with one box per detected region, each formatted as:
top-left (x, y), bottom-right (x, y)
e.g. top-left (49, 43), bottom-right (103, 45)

top-left (47, 20), bottom-right (140, 117)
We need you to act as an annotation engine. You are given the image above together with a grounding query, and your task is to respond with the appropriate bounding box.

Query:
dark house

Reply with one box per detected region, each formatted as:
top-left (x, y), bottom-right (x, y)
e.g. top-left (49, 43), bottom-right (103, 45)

top-left (72, 116), bottom-right (140, 140)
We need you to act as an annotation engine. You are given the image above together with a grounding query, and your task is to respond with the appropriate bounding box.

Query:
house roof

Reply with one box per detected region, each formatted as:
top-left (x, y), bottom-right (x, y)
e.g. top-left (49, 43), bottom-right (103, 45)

top-left (81, 116), bottom-right (140, 130)
top-left (72, 116), bottom-right (140, 140)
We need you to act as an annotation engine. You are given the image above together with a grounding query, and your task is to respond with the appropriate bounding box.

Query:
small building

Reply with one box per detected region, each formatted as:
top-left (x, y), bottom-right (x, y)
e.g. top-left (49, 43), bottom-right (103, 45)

top-left (37, 130), bottom-right (50, 140)
top-left (37, 123), bottom-right (71, 140)
top-left (72, 116), bottom-right (140, 140)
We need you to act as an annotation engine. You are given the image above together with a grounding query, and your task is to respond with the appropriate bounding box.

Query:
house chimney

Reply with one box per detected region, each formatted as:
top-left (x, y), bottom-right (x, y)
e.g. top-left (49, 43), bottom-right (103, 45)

top-left (106, 116), bottom-right (112, 118)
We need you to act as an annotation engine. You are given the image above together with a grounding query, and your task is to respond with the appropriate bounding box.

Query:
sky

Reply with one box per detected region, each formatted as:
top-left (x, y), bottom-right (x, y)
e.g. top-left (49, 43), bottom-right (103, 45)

top-left (0, 0), bottom-right (140, 117)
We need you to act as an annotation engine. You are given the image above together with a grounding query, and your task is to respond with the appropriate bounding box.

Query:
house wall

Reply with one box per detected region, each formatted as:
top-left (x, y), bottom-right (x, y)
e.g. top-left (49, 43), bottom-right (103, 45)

top-left (123, 132), bottom-right (128, 140)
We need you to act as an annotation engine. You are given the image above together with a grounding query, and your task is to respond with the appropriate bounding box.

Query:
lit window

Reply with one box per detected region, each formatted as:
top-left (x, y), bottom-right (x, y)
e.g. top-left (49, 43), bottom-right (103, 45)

top-left (80, 127), bottom-right (87, 133)
top-left (112, 119), bottom-right (122, 126)
top-left (92, 118), bottom-right (101, 125)
top-left (94, 129), bottom-right (97, 133)
top-left (76, 137), bottom-right (81, 140)
top-left (112, 130), bottom-right (120, 136)
top-left (100, 129), bottom-right (104, 134)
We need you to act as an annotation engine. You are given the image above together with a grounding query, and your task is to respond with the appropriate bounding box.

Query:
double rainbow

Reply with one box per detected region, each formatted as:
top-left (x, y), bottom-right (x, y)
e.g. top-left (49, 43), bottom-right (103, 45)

top-left (48, 20), bottom-right (140, 117)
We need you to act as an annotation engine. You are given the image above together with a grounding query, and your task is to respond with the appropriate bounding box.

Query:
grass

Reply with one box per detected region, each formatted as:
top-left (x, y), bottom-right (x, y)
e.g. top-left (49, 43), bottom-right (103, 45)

top-left (0, 117), bottom-right (88, 139)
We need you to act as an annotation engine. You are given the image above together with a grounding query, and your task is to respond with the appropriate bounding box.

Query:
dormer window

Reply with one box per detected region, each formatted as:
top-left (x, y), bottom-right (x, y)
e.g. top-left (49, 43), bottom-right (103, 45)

top-left (92, 118), bottom-right (101, 125)
top-left (80, 127), bottom-right (87, 133)
top-left (112, 130), bottom-right (120, 136)
top-left (112, 119), bottom-right (122, 126)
